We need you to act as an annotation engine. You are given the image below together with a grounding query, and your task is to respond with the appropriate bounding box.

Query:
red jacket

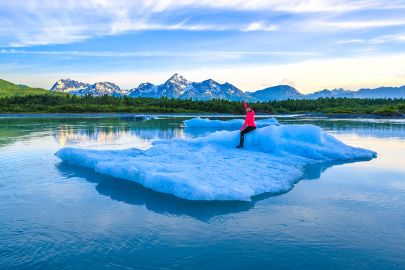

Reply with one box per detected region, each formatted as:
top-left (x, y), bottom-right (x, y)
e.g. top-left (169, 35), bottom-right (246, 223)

top-left (241, 100), bottom-right (256, 130)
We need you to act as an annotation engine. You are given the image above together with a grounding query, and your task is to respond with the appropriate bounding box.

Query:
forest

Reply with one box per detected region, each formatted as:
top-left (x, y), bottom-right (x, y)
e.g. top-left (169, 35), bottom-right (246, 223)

top-left (0, 94), bottom-right (404, 116)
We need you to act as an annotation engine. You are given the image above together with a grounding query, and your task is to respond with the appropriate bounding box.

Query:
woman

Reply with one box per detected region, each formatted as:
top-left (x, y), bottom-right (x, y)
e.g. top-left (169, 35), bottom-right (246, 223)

top-left (236, 100), bottom-right (256, 148)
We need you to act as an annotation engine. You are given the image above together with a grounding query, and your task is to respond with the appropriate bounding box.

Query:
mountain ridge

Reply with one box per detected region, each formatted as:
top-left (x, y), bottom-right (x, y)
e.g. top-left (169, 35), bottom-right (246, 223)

top-left (46, 74), bottom-right (405, 101)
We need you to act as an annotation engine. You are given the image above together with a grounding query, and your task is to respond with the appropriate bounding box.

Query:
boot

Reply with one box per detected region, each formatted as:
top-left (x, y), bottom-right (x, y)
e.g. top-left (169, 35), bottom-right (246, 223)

top-left (236, 134), bottom-right (244, 148)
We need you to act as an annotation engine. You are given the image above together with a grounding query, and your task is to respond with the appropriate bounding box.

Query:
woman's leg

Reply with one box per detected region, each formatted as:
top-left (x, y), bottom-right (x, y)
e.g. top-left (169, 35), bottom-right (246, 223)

top-left (239, 129), bottom-right (247, 146)
top-left (238, 126), bottom-right (256, 147)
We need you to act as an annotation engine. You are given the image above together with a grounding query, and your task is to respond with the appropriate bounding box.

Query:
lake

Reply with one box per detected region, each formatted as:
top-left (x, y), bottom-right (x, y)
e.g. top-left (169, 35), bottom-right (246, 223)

top-left (1, 114), bottom-right (405, 269)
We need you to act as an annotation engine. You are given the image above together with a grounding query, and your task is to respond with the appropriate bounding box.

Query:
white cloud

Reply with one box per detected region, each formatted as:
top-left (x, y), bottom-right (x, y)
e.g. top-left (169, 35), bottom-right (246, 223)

top-left (3, 19), bottom-right (278, 47)
top-left (109, 20), bottom-right (278, 34)
top-left (366, 33), bottom-right (405, 44)
top-left (319, 19), bottom-right (405, 30)
top-left (336, 39), bottom-right (365, 45)
top-left (337, 33), bottom-right (405, 45)
top-left (139, 0), bottom-right (403, 13)
top-left (1, 0), bottom-right (403, 47)
top-left (243, 22), bottom-right (278, 32)
top-left (369, 33), bottom-right (405, 43)
top-left (0, 0), bottom-right (282, 47)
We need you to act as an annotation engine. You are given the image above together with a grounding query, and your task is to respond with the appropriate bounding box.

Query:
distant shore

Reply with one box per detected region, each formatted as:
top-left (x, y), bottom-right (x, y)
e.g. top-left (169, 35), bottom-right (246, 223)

top-left (0, 112), bottom-right (404, 119)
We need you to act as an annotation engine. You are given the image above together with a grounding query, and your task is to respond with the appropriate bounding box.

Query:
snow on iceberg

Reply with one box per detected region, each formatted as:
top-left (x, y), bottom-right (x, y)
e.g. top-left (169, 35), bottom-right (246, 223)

top-left (56, 124), bottom-right (376, 201)
top-left (184, 117), bottom-right (279, 130)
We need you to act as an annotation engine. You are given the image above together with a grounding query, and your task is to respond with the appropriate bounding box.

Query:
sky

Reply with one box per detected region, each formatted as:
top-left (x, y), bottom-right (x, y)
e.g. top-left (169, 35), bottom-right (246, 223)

top-left (0, 0), bottom-right (405, 93)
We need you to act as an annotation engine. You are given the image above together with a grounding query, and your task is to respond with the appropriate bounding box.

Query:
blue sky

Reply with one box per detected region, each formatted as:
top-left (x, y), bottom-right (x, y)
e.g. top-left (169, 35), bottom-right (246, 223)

top-left (1, 0), bottom-right (405, 93)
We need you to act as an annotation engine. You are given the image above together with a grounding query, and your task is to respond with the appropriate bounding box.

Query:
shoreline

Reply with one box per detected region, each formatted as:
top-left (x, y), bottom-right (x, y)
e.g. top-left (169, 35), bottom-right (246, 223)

top-left (0, 112), bottom-right (404, 119)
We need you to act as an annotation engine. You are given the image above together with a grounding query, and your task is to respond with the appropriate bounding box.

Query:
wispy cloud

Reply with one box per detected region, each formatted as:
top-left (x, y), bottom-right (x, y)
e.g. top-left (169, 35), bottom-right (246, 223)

top-left (0, 1), bottom-right (281, 47)
top-left (137, 0), bottom-right (405, 13)
top-left (0, 49), bottom-right (316, 58)
top-left (319, 19), bottom-right (405, 30)
top-left (337, 33), bottom-right (405, 45)
top-left (109, 20), bottom-right (278, 34)
top-left (1, 0), bottom-right (403, 47)
top-left (243, 22), bottom-right (278, 32)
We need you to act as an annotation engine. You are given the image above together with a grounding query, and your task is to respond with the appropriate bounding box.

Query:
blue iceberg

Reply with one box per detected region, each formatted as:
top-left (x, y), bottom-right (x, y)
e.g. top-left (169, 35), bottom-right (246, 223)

top-left (56, 124), bottom-right (376, 201)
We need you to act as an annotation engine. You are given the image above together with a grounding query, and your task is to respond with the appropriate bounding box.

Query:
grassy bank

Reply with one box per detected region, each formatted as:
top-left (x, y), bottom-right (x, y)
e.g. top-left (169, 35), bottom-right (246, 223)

top-left (0, 94), bottom-right (404, 116)
top-left (0, 79), bottom-right (66, 98)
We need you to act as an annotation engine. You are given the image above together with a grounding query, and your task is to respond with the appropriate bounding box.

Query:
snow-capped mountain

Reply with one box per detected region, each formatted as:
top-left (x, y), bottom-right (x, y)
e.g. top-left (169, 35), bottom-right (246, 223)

top-left (51, 79), bottom-right (91, 93)
top-left (249, 85), bottom-right (304, 101)
top-left (128, 74), bottom-right (250, 100)
top-left (188, 80), bottom-right (249, 100)
top-left (50, 79), bottom-right (124, 96)
top-left (158, 73), bottom-right (190, 98)
top-left (128, 82), bottom-right (158, 98)
top-left (50, 75), bottom-right (405, 101)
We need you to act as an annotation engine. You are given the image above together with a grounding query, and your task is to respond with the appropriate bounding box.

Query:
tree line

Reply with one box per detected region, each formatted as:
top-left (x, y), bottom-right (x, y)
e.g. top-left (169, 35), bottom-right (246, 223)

top-left (0, 94), bottom-right (404, 116)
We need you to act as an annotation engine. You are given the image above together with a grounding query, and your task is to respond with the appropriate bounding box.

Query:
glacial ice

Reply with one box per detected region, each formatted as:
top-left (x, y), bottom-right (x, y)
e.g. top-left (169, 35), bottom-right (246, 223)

top-left (184, 117), bottom-right (279, 130)
top-left (56, 123), bottom-right (376, 201)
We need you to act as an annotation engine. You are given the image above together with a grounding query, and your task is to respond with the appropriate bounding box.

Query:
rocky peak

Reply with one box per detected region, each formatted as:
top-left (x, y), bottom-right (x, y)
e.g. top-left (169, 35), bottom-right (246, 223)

top-left (50, 79), bottom-right (90, 92)
top-left (165, 73), bottom-right (189, 86)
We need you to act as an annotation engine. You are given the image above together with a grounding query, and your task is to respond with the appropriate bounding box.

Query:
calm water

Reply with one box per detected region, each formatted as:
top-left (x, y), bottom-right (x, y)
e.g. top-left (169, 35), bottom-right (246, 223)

top-left (1, 115), bottom-right (405, 269)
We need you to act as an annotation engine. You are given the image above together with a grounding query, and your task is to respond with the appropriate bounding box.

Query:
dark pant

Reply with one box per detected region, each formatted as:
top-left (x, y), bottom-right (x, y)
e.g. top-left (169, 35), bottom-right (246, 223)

top-left (239, 126), bottom-right (256, 146)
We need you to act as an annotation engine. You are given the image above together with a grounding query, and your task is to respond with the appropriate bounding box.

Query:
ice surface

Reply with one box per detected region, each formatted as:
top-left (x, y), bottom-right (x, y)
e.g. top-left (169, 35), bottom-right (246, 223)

top-left (56, 124), bottom-right (376, 201)
top-left (184, 117), bottom-right (279, 130)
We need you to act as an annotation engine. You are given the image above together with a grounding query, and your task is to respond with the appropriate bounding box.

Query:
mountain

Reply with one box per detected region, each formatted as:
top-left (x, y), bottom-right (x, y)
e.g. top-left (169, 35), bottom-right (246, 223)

top-left (49, 75), bottom-right (405, 101)
top-left (50, 79), bottom-right (124, 96)
top-left (306, 86), bottom-right (405, 99)
top-left (249, 85), bottom-right (304, 101)
top-left (50, 79), bottom-right (91, 93)
top-left (128, 74), bottom-right (250, 100)
top-left (158, 73), bottom-right (190, 98)
top-left (128, 82), bottom-right (158, 98)
top-left (189, 80), bottom-right (249, 101)
top-left (357, 86), bottom-right (405, 99)
top-left (306, 88), bottom-right (355, 99)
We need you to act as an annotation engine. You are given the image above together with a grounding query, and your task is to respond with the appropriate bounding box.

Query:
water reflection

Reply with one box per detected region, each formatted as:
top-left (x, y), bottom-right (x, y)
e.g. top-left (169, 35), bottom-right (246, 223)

top-left (55, 156), bottom-right (374, 220)
top-left (53, 118), bottom-right (185, 149)
top-left (56, 162), bottom-right (254, 221)
top-left (0, 117), bottom-right (186, 149)
top-left (2, 116), bottom-right (405, 150)
top-left (56, 126), bottom-right (129, 147)
top-left (302, 158), bottom-right (374, 180)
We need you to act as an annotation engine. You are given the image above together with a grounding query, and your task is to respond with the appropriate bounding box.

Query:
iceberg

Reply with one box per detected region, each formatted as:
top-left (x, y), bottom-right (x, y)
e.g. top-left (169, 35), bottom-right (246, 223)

top-left (184, 117), bottom-right (279, 130)
top-left (134, 115), bottom-right (159, 121)
top-left (56, 124), bottom-right (376, 201)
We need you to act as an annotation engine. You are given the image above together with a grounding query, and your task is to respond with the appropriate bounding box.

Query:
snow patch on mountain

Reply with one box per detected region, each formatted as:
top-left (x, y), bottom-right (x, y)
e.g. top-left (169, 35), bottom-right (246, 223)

top-left (50, 79), bottom-right (123, 96)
